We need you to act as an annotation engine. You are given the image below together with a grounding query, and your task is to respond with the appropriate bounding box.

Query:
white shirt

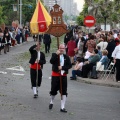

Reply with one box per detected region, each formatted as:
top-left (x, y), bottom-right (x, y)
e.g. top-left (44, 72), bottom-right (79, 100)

top-left (97, 41), bottom-right (108, 51)
top-left (37, 51), bottom-right (40, 60)
top-left (60, 54), bottom-right (65, 75)
top-left (35, 51), bottom-right (40, 63)
top-left (78, 62), bottom-right (84, 71)
top-left (112, 44), bottom-right (120, 59)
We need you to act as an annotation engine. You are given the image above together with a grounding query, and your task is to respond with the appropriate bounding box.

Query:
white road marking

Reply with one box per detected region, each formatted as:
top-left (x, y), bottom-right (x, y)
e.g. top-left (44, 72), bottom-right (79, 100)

top-left (0, 71), bottom-right (7, 74)
top-left (49, 77), bottom-right (51, 79)
top-left (6, 66), bottom-right (25, 72)
top-left (12, 73), bottom-right (25, 76)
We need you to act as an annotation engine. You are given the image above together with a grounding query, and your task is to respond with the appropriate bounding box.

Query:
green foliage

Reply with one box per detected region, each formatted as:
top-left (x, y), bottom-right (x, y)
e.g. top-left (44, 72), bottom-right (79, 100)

top-left (0, 0), bottom-right (45, 25)
top-left (76, 15), bottom-right (84, 26)
top-left (77, 0), bottom-right (120, 26)
top-left (0, 6), bottom-right (7, 24)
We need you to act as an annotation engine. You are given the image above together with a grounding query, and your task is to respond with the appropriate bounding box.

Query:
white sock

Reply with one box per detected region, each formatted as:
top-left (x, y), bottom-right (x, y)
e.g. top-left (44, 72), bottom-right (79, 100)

top-left (61, 95), bottom-right (66, 109)
top-left (50, 95), bottom-right (55, 104)
top-left (33, 87), bottom-right (37, 94)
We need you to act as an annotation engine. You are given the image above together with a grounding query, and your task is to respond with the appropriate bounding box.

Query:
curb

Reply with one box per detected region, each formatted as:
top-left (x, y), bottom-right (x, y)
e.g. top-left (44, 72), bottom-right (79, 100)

top-left (77, 78), bottom-right (120, 88)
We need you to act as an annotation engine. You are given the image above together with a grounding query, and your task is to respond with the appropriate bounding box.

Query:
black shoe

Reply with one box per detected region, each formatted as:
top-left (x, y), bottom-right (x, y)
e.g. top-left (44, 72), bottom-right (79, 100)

top-left (91, 76), bottom-right (98, 79)
top-left (34, 94), bottom-right (38, 98)
top-left (70, 77), bottom-right (76, 80)
top-left (49, 104), bottom-right (53, 109)
top-left (36, 90), bottom-right (38, 96)
top-left (60, 108), bottom-right (67, 113)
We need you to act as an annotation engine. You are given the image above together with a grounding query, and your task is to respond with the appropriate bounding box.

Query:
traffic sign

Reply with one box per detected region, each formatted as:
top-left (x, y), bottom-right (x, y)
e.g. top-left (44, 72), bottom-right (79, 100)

top-left (84, 15), bottom-right (96, 27)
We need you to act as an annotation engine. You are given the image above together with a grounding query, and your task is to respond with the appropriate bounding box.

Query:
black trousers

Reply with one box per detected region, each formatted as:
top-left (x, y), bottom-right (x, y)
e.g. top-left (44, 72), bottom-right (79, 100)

top-left (116, 59), bottom-right (120, 81)
top-left (45, 43), bottom-right (50, 53)
top-left (82, 63), bottom-right (95, 77)
top-left (30, 68), bottom-right (42, 87)
top-left (50, 76), bottom-right (67, 96)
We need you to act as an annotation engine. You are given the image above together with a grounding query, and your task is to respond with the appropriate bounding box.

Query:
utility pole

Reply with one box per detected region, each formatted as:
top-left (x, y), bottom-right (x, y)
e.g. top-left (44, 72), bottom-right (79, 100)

top-left (19, 0), bottom-right (22, 27)
top-left (36, 0), bottom-right (38, 4)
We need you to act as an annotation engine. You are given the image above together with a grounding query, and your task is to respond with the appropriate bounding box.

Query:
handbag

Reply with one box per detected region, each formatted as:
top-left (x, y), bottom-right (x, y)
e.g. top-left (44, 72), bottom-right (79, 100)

top-left (96, 62), bottom-right (104, 71)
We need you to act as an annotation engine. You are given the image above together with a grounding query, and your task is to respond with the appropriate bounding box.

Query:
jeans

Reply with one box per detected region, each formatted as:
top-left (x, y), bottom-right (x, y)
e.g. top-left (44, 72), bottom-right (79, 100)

top-left (91, 66), bottom-right (97, 78)
top-left (72, 70), bottom-right (82, 79)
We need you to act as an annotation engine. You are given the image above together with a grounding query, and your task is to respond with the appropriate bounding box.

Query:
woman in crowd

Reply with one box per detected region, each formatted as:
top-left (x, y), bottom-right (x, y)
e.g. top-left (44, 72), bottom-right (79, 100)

top-left (97, 36), bottom-right (108, 51)
top-left (70, 57), bottom-right (84, 80)
top-left (84, 35), bottom-right (96, 61)
top-left (82, 49), bottom-right (100, 78)
top-left (91, 50), bottom-right (109, 79)
top-left (67, 36), bottom-right (76, 65)
top-left (2, 27), bottom-right (11, 54)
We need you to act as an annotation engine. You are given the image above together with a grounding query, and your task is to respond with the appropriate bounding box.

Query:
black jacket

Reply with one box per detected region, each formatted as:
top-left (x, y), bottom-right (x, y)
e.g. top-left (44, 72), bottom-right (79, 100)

top-left (29, 45), bottom-right (46, 69)
top-left (50, 53), bottom-right (72, 74)
top-left (106, 39), bottom-right (116, 59)
top-left (43, 34), bottom-right (51, 44)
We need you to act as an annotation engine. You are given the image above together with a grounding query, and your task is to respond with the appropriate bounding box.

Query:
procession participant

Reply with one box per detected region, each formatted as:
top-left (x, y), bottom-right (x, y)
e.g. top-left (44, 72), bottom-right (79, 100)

top-left (49, 44), bottom-right (72, 113)
top-left (43, 33), bottom-right (51, 53)
top-left (29, 41), bottom-right (46, 98)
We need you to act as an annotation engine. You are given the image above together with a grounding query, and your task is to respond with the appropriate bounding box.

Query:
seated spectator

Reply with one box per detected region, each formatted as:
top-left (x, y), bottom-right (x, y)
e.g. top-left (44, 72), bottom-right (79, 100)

top-left (82, 49), bottom-right (100, 78)
top-left (91, 50), bottom-right (109, 79)
top-left (70, 57), bottom-right (84, 80)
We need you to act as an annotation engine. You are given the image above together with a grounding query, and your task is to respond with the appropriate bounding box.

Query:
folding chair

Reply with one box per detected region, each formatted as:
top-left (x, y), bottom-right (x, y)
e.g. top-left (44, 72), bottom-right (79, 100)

top-left (101, 62), bottom-right (115, 81)
top-left (97, 59), bottom-right (110, 78)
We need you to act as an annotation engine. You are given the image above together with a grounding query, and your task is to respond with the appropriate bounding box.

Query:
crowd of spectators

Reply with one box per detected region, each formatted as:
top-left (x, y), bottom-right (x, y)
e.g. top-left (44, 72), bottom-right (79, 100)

top-left (0, 26), bottom-right (29, 55)
top-left (64, 26), bottom-right (120, 82)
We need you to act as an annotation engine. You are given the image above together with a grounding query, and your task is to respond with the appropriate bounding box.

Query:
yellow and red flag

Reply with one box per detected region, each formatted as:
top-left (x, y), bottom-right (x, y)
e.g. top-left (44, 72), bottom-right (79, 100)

top-left (30, 0), bottom-right (51, 34)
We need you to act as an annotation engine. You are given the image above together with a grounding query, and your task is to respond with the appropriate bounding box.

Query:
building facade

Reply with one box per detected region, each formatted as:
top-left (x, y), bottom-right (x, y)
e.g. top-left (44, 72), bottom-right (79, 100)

top-left (44, 0), bottom-right (79, 16)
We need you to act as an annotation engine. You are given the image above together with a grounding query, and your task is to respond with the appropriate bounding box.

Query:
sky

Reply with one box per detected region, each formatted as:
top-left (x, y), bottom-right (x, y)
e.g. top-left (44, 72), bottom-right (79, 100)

top-left (74, 0), bottom-right (85, 12)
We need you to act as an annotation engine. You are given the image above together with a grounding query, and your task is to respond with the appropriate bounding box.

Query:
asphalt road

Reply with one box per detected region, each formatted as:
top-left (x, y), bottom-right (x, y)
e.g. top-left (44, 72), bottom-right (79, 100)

top-left (0, 38), bottom-right (120, 120)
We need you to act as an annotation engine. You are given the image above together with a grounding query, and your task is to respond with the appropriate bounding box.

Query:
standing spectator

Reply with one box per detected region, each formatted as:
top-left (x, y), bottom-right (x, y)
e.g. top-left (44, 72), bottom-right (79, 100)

top-left (0, 28), bottom-right (3, 55)
top-left (21, 27), bottom-right (26, 43)
top-left (43, 34), bottom-right (51, 53)
top-left (67, 36), bottom-right (76, 65)
top-left (77, 36), bottom-right (85, 57)
top-left (25, 27), bottom-right (29, 41)
top-left (29, 42), bottom-right (46, 98)
top-left (112, 40), bottom-right (120, 82)
top-left (2, 27), bottom-right (11, 53)
top-left (106, 32), bottom-right (116, 63)
top-left (86, 35), bottom-right (96, 53)
top-left (64, 32), bottom-right (70, 53)
top-left (39, 34), bottom-right (43, 43)
top-left (96, 46), bottom-right (102, 59)
top-left (114, 33), bottom-right (120, 46)
top-left (49, 44), bottom-right (71, 113)
top-left (97, 36), bottom-right (108, 51)
top-left (15, 27), bottom-right (21, 44)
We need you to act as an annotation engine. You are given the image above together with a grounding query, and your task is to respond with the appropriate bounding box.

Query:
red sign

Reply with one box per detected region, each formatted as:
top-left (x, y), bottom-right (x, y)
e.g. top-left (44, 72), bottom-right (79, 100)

top-left (84, 15), bottom-right (96, 27)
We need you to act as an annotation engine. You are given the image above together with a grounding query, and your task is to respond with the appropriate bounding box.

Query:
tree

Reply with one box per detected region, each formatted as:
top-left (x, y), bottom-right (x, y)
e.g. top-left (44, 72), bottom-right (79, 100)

top-left (0, 0), bottom-right (45, 25)
top-left (0, 6), bottom-right (7, 24)
top-left (77, 0), bottom-right (120, 27)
